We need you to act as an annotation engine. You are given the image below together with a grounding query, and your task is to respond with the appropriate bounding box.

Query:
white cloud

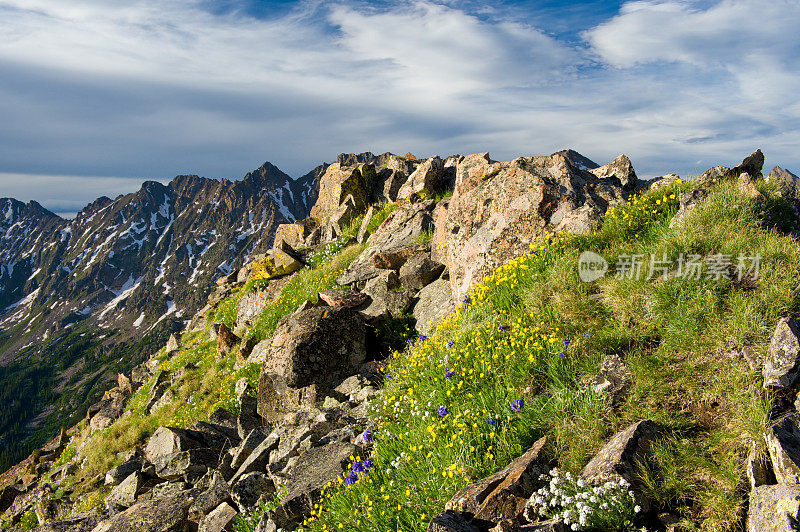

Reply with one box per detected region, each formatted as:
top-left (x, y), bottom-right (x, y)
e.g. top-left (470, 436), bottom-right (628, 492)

top-left (0, 0), bottom-right (799, 208)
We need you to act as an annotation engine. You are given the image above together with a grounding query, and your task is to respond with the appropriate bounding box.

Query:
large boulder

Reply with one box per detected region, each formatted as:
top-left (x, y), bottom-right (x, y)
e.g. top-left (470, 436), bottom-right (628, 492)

top-left (257, 306), bottom-right (366, 398)
top-left (231, 472), bottom-right (275, 512)
top-left (273, 218), bottom-right (320, 250)
top-left (763, 317), bottom-right (800, 390)
top-left (359, 270), bottom-right (414, 320)
top-left (199, 502), bottom-right (238, 532)
top-left (588, 154), bottom-right (638, 189)
top-left (441, 151), bottom-right (632, 300)
top-left (309, 163), bottom-right (376, 224)
top-left (105, 472), bottom-right (144, 515)
top-left (145, 427), bottom-right (205, 464)
top-left (581, 419), bottom-right (658, 512)
top-left (397, 156), bottom-right (444, 201)
top-left (398, 252), bottom-right (445, 290)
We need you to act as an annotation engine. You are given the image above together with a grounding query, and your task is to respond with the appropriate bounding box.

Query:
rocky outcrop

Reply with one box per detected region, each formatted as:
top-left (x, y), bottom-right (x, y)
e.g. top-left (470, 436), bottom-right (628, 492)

top-left (763, 317), bottom-right (800, 390)
top-left (439, 151), bottom-right (634, 300)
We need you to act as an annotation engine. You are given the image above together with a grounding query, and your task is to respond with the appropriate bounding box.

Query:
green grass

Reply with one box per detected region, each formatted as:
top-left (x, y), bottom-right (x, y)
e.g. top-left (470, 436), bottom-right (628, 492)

top-left (301, 178), bottom-right (800, 532)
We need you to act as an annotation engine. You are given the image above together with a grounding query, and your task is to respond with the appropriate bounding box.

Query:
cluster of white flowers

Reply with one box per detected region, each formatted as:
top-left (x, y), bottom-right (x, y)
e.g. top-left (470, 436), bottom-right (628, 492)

top-left (385, 451), bottom-right (407, 476)
top-left (525, 468), bottom-right (641, 531)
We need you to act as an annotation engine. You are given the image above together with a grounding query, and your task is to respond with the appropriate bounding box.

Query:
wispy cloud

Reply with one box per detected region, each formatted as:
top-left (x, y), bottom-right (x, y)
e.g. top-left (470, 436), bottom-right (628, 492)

top-left (0, 0), bottom-right (799, 214)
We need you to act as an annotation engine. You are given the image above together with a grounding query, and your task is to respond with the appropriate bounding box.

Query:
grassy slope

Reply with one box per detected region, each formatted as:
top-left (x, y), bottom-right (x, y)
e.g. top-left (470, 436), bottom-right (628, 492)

top-left (301, 178), bottom-right (800, 532)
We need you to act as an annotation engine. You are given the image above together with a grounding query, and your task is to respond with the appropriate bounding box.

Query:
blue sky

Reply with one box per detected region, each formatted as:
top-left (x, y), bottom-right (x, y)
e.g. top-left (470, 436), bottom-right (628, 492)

top-left (0, 0), bottom-right (798, 217)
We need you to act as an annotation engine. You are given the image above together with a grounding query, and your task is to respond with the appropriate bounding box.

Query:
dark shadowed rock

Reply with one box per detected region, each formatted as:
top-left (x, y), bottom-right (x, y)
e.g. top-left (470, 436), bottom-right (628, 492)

top-left (105, 455), bottom-right (145, 486)
top-left (446, 436), bottom-right (549, 523)
top-left (191, 470), bottom-right (232, 519)
top-left (230, 432), bottom-right (280, 484)
top-left (734, 149), bottom-right (765, 177)
top-left (231, 472), bottom-right (275, 513)
top-left (747, 483), bottom-right (800, 532)
top-left (359, 270), bottom-right (414, 320)
top-left (36, 509), bottom-right (104, 532)
top-left (766, 412), bottom-right (800, 484)
top-left (257, 306), bottom-right (366, 395)
top-left (746, 443), bottom-right (775, 489)
top-left (154, 448), bottom-right (221, 481)
top-left (217, 324), bottom-right (240, 357)
top-left (763, 317), bottom-right (800, 390)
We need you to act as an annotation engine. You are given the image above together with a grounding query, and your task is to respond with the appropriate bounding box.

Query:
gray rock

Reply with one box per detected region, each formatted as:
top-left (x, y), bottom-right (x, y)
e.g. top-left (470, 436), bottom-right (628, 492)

top-left (413, 279), bottom-right (454, 335)
top-left (589, 355), bottom-right (631, 406)
top-left (230, 432), bottom-right (280, 485)
top-left (255, 516), bottom-right (278, 532)
top-left (35, 510), bottom-right (104, 532)
top-left (397, 156), bottom-right (444, 201)
top-left (247, 339), bottom-right (271, 364)
top-left (581, 419), bottom-right (658, 513)
top-left (766, 412), bottom-right (800, 484)
top-left (356, 206), bottom-right (374, 244)
top-left (338, 201), bottom-right (436, 286)
top-left (231, 472), bottom-right (275, 513)
top-left (398, 252), bottom-right (445, 290)
top-left (145, 427), bottom-right (205, 464)
top-left (763, 317), bottom-right (800, 390)
top-left (105, 456), bottom-right (145, 486)
top-left (191, 470), bottom-right (232, 519)
top-left (231, 429), bottom-right (268, 471)
top-left (154, 448), bottom-right (220, 482)
top-left (746, 443), bottom-right (775, 490)
top-left (359, 270), bottom-right (414, 320)
top-left (146, 384), bottom-right (174, 414)
top-left (333, 375), bottom-right (368, 398)
top-left (427, 511), bottom-right (478, 532)
top-left (747, 483), bottom-right (800, 532)
top-left (90, 491), bottom-right (193, 532)
top-left (199, 502), bottom-right (238, 532)
top-left (271, 442), bottom-right (357, 528)
top-left (89, 398), bottom-right (124, 432)
top-left (237, 383), bottom-right (261, 440)
top-left (105, 472), bottom-right (143, 515)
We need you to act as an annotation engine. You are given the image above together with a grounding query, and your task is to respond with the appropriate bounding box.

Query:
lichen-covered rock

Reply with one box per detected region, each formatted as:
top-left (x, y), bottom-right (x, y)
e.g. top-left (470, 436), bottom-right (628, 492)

top-left (199, 502), bottom-right (238, 532)
top-left (413, 279), bottom-right (454, 336)
top-left (447, 436), bottom-right (549, 523)
top-left (589, 355), bottom-right (631, 406)
top-left (581, 419), bottom-right (658, 512)
top-left (145, 426), bottom-right (205, 465)
top-left (309, 163), bottom-right (375, 224)
top-left (763, 317), bottom-right (800, 390)
top-left (105, 471), bottom-right (143, 515)
top-left (359, 270), bottom-right (414, 320)
top-left (442, 151), bottom-right (632, 300)
top-left (338, 202), bottom-right (436, 286)
top-left (766, 412), bottom-right (800, 484)
top-left (270, 443), bottom-right (357, 528)
top-left (427, 511), bottom-right (479, 532)
top-left (257, 306), bottom-right (366, 392)
top-left (747, 484), bottom-right (800, 532)
top-left (398, 252), bottom-right (445, 290)
top-left (273, 218), bottom-right (320, 250)
top-left (317, 289), bottom-right (369, 309)
top-left (91, 491), bottom-right (193, 532)
top-left (231, 472), bottom-right (275, 513)
top-left (397, 156), bottom-right (444, 201)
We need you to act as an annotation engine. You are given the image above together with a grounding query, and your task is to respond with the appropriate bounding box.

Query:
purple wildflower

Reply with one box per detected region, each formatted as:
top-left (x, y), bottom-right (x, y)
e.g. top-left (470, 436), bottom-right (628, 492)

top-left (563, 338), bottom-right (571, 346)
top-left (352, 461), bottom-right (366, 473)
top-left (583, 332), bottom-right (592, 338)
top-left (446, 340), bottom-right (454, 349)
top-left (344, 471), bottom-right (359, 486)
top-left (363, 458), bottom-right (374, 469)
top-left (438, 406), bottom-right (450, 418)
top-left (498, 325), bottom-right (507, 333)
top-left (418, 334), bottom-right (428, 342)
top-left (511, 399), bottom-right (524, 412)
top-left (361, 429), bottom-right (374, 443)
top-left (558, 352), bottom-right (565, 358)
top-left (445, 368), bottom-right (454, 380)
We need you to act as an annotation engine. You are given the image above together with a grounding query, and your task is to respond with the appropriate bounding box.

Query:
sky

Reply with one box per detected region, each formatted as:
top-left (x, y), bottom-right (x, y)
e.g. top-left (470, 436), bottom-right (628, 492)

top-left (1, 0), bottom-right (799, 218)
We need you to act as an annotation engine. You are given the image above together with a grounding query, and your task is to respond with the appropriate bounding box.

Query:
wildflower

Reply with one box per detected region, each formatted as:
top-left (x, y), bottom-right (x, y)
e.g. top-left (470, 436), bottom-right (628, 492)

top-left (462, 295), bottom-right (471, 309)
top-left (438, 406), bottom-right (450, 418)
top-left (563, 338), bottom-right (571, 346)
top-left (445, 368), bottom-right (454, 380)
top-left (344, 471), bottom-right (359, 486)
top-left (361, 429), bottom-right (374, 443)
top-left (583, 332), bottom-right (592, 338)
top-left (558, 352), bottom-right (565, 358)
top-left (363, 458), bottom-right (374, 469)
top-left (510, 399), bottom-right (524, 412)
top-left (446, 340), bottom-right (454, 349)
top-left (351, 461), bottom-right (366, 473)
top-left (498, 325), bottom-right (507, 333)
top-left (418, 334), bottom-right (428, 342)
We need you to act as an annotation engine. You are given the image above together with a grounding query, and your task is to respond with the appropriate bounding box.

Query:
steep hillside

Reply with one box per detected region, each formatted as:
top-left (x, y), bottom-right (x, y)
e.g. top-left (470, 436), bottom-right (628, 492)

top-left (0, 160), bottom-right (320, 471)
top-left (4, 149), bottom-right (800, 532)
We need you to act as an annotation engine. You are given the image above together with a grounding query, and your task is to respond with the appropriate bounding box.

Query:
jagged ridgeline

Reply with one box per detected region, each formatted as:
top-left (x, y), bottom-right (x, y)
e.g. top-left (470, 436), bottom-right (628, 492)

top-left (3, 150), bottom-right (800, 531)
